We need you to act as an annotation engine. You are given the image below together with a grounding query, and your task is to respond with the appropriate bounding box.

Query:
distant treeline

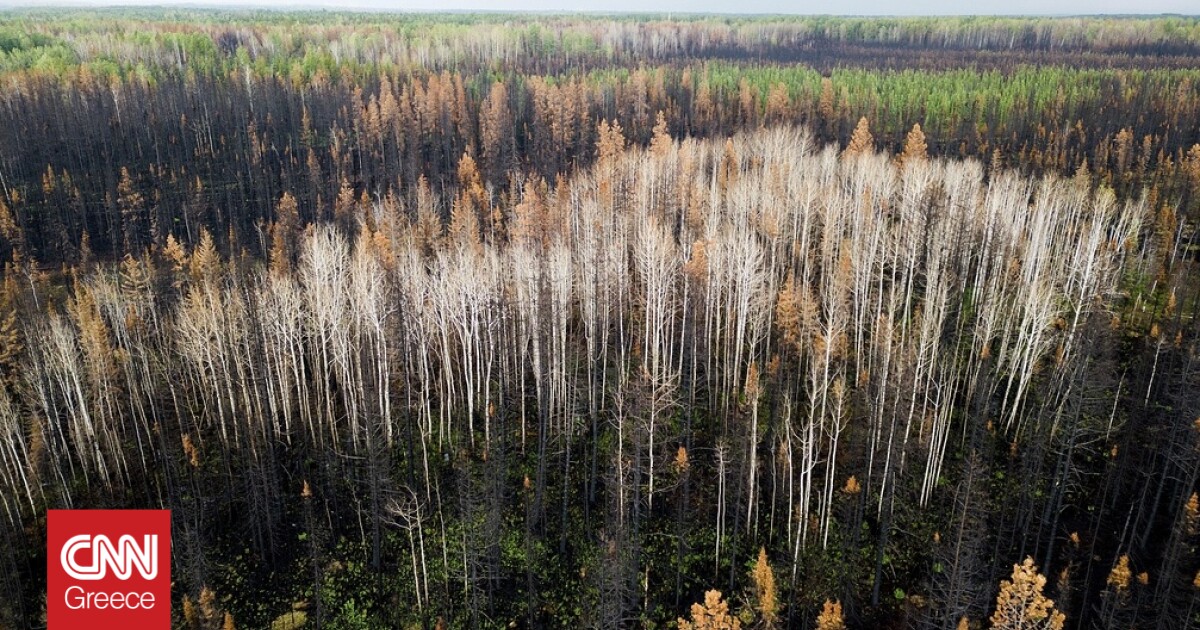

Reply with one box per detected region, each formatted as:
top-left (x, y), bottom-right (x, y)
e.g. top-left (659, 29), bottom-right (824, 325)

top-left (3, 11), bottom-right (1200, 77)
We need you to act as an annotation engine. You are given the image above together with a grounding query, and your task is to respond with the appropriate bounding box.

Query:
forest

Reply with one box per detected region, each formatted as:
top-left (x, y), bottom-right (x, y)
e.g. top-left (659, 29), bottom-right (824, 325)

top-left (0, 9), bottom-right (1199, 630)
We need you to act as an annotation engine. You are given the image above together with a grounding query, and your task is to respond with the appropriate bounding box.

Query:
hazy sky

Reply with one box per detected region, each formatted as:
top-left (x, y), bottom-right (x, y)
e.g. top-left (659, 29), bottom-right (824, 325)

top-left (6, 0), bottom-right (1198, 15)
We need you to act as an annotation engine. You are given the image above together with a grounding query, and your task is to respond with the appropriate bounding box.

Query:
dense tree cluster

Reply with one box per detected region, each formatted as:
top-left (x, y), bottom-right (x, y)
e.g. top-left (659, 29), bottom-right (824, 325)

top-left (0, 121), bottom-right (1194, 627)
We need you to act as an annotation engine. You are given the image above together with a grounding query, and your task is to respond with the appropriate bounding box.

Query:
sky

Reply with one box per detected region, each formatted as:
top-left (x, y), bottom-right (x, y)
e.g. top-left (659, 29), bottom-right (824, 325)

top-left (4, 0), bottom-right (1198, 15)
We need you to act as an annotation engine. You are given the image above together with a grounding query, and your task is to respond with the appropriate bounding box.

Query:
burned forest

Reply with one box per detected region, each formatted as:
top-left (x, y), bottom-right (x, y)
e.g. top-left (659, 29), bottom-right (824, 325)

top-left (0, 10), bottom-right (1199, 629)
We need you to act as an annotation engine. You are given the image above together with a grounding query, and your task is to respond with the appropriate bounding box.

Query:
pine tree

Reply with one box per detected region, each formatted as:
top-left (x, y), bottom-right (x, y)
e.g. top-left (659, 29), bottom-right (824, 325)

top-left (189, 228), bottom-right (221, 283)
top-left (0, 195), bottom-right (21, 260)
top-left (844, 117), bottom-right (874, 157)
top-left (650, 111), bottom-right (672, 157)
top-left (458, 152), bottom-right (485, 198)
top-left (480, 80), bottom-right (513, 185)
top-left (1186, 493), bottom-right (1199, 536)
top-left (679, 590), bottom-right (742, 630)
top-left (270, 192), bottom-right (301, 275)
top-left (0, 272), bottom-right (21, 390)
top-left (183, 595), bottom-right (199, 630)
top-left (119, 253), bottom-right (153, 316)
top-left (774, 273), bottom-right (803, 356)
top-left (77, 230), bottom-right (92, 268)
top-left (751, 547), bottom-right (778, 626)
top-left (447, 195), bottom-right (481, 250)
top-left (900, 123), bottom-right (928, 167)
top-left (1073, 158), bottom-right (1091, 187)
top-left (333, 179), bottom-right (356, 232)
top-left (765, 82), bottom-right (790, 125)
top-left (816, 600), bottom-right (846, 630)
top-left (181, 433), bottom-right (200, 469)
top-left (818, 77), bottom-right (836, 123)
top-left (673, 445), bottom-right (690, 474)
top-left (117, 166), bottom-right (147, 253)
top-left (198, 586), bottom-right (218, 626)
top-left (163, 233), bottom-right (188, 270)
top-left (454, 152), bottom-right (490, 243)
top-left (989, 558), bottom-right (1065, 630)
top-left (1107, 555), bottom-right (1131, 594)
top-left (718, 138), bottom-right (738, 195)
top-left (596, 119), bottom-right (627, 167)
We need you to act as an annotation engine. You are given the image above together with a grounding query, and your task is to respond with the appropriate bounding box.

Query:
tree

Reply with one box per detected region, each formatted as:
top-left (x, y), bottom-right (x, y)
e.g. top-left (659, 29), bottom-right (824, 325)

top-left (117, 167), bottom-right (147, 253)
top-left (1099, 554), bottom-right (1133, 628)
top-left (989, 558), bottom-right (1065, 630)
top-left (0, 274), bottom-right (21, 390)
top-left (818, 77), bottom-right (836, 128)
top-left (269, 192), bottom-right (301, 275)
top-left (449, 152), bottom-right (487, 247)
top-left (844, 117), bottom-right (874, 157)
top-left (634, 216), bottom-right (680, 507)
top-left (163, 233), bottom-right (189, 276)
top-left (480, 80), bottom-right (513, 186)
top-left (650, 111), bottom-right (672, 157)
top-left (184, 595), bottom-right (198, 629)
top-left (333, 179), bottom-right (356, 233)
top-left (596, 119), bottom-right (627, 169)
top-left (679, 590), bottom-right (742, 630)
top-left (751, 547), bottom-right (778, 626)
top-left (816, 600), bottom-right (846, 630)
top-left (189, 228), bottom-right (221, 283)
top-left (899, 123), bottom-right (928, 167)
top-left (1107, 555), bottom-right (1131, 595)
top-left (765, 83), bottom-right (790, 126)
top-left (0, 197), bottom-right (22, 263)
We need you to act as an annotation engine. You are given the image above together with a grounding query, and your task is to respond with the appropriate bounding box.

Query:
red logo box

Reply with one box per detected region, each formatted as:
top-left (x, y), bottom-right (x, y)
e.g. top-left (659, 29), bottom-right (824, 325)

top-left (47, 509), bottom-right (171, 630)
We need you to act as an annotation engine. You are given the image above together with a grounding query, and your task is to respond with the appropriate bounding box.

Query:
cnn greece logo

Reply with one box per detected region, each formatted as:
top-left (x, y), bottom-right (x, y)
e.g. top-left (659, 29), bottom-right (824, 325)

top-left (60, 533), bottom-right (158, 580)
top-left (48, 509), bottom-right (171, 629)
